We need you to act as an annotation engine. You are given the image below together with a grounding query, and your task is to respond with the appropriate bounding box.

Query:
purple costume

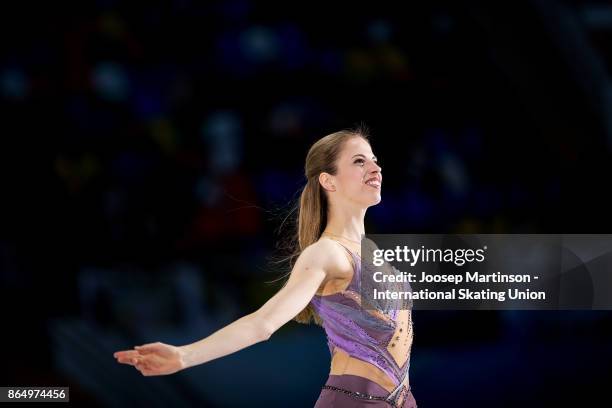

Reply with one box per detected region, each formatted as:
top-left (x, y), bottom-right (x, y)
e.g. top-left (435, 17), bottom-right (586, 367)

top-left (310, 240), bottom-right (417, 408)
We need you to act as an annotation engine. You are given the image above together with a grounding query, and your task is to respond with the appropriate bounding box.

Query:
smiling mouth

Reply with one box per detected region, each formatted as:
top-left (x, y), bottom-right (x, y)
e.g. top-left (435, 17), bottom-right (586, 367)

top-left (365, 180), bottom-right (381, 189)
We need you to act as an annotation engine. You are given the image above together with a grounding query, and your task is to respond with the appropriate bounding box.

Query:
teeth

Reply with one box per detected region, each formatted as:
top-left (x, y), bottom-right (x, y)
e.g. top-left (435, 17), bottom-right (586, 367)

top-left (366, 180), bottom-right (380, 187)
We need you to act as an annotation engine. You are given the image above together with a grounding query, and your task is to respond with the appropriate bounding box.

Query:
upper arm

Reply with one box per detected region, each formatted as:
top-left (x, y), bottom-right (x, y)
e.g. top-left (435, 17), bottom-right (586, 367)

top-left (255, 241), bottom-right (336, 338)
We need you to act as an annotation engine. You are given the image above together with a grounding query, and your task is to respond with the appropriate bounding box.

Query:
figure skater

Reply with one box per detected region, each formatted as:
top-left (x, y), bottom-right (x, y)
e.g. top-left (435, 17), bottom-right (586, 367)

top-left (114, 127), bottom-right (417, 407)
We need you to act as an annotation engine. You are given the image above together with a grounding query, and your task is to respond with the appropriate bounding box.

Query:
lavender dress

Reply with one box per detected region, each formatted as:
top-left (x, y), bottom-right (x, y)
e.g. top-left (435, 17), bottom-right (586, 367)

top-left (310, 240), bottom-right (417, 408)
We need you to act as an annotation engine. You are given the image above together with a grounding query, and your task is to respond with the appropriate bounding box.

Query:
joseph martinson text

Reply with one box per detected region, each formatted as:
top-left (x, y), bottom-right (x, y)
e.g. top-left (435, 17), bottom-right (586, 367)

top-left (372, 271), bottom-right (547, 302)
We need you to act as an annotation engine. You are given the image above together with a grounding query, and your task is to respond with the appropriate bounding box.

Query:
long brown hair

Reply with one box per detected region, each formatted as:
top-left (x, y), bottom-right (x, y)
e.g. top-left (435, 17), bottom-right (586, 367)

top-left (275, 125), bottom-right (370, 326)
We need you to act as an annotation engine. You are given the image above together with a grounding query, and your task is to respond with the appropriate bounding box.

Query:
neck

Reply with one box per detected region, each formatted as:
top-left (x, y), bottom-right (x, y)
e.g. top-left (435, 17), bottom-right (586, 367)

top-left (324, 201), bottom-right (366, 243)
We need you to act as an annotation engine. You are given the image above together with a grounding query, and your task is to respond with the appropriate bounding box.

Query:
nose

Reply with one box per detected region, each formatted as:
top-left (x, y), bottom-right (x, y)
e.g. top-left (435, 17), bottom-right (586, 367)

top-left (367, 163), bottom-right (382, 182)
top-left (371, 161), bottom-right (382, 173)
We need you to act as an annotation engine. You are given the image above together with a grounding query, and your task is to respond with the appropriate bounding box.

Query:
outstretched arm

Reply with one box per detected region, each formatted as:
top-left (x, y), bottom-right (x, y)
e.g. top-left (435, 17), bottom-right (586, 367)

top-left (114, 242), bottom-right (331, 376)
top-left (180, 244), bottom-right (328, 368)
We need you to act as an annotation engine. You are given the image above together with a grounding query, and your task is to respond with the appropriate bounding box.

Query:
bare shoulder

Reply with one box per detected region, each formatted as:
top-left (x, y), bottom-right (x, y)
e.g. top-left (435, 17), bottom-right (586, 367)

top-left (301, 238), bottom-right (354, 281)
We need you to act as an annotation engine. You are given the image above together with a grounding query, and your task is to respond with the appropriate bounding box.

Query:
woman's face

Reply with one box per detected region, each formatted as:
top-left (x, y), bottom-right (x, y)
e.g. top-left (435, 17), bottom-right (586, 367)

top-left (330, 136), bottom-right (382, 207)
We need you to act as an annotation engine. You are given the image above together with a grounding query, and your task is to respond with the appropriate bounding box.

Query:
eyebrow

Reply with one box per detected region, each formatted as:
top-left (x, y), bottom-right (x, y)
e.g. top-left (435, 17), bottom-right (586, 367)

top-left (352, 153), bottom-right (377, 160)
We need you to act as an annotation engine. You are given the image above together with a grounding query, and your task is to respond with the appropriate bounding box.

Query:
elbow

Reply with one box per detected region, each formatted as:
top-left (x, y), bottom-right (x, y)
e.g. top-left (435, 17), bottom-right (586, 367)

top-left (251, 313), bottom-right (274, 342)
top-left (261, 328), bottom-right (273, 342)
top-left (260, 319), bottom-right (275, 341)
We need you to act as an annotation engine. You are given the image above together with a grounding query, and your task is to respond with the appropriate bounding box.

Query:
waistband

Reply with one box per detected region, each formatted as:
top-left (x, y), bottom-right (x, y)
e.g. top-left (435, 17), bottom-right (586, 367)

top-left (322, 374), bottom-right (412, 408)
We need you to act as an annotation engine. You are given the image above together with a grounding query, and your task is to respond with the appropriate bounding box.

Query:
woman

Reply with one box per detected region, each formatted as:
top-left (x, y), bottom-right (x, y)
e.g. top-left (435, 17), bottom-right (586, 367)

top-left (114, 128), bottom-right (417, 407)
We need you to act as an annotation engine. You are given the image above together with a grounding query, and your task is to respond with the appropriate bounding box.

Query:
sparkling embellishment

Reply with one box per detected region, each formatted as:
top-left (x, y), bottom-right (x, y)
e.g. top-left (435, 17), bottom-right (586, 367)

top-left (321, 385), bottom-right (402, 408)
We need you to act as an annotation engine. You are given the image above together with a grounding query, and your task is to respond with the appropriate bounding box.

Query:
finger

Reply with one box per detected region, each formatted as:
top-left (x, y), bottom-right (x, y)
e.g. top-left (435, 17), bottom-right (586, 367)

top-left (139, 368), bottom-right (154, 377)
top-left (134, 342), bottom-right (163, 355)
top-left (141, 365), bottom-right (160, 377)
top-left (114, 351), bottom-right (140, 364)
top-left (117, 357), bottom-right (139, 366)
top-left (114, 350), bottom-right (139, 359)
top-left (137, 356), bottom-right (156, 369)
top-left (118, 354), bottom-right (142, 365)
top-left (135, 359), bottom-right (149, 370)
top-left (135, 363), bottom-right (154, 376)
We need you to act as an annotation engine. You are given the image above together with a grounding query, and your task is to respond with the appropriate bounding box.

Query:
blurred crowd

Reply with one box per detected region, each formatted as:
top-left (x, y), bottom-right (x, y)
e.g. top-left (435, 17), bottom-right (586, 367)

top-left (2, 1), bottom-right (612, 406)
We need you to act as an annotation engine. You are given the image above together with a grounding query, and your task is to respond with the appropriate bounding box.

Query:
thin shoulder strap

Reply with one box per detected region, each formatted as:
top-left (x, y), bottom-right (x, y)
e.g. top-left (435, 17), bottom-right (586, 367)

top-left (326, 239), bottom-right (358, 269)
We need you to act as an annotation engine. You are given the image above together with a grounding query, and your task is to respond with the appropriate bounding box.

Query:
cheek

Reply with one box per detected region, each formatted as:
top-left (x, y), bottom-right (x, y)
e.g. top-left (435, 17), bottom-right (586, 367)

top-left (352, 176), bottom-right (367, 192)
top-left (337, 169), bottom-right (365, 192)
top-left (345, 172), bottom-right (363, 187)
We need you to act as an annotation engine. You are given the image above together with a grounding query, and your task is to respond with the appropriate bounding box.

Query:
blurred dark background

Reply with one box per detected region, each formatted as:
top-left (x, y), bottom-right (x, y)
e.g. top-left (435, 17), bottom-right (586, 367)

top-left (2, 0), bottom-right (612, 406)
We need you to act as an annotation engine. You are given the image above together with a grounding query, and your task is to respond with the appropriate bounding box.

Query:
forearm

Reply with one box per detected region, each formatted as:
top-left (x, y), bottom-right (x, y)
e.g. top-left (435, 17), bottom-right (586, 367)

top-left (179, 312), bottom-right (271, 369)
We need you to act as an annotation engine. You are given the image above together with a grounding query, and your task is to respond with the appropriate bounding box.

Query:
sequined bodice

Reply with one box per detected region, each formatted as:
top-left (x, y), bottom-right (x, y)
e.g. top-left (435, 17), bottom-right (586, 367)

top-left (309, 241), bottom-right (414, 407)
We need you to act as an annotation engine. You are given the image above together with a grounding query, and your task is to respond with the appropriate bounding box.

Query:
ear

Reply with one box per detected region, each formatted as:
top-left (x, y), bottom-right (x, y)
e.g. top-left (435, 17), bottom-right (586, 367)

top-left (319, 172), bottom-right (336, 192)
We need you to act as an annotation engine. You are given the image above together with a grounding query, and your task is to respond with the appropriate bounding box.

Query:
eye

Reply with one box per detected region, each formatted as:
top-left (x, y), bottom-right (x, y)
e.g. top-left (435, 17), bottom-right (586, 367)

top-left (354, 158), bottom-right (365, 165)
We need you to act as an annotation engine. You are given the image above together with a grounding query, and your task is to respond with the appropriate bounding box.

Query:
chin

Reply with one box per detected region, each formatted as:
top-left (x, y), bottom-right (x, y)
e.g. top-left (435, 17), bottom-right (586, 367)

top-left (366, 194), bottom-right (382, 207)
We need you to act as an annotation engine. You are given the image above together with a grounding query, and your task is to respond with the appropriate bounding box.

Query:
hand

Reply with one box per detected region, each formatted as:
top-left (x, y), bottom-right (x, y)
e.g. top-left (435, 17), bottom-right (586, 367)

top-left (114, 342), bottom-right (186, 376)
